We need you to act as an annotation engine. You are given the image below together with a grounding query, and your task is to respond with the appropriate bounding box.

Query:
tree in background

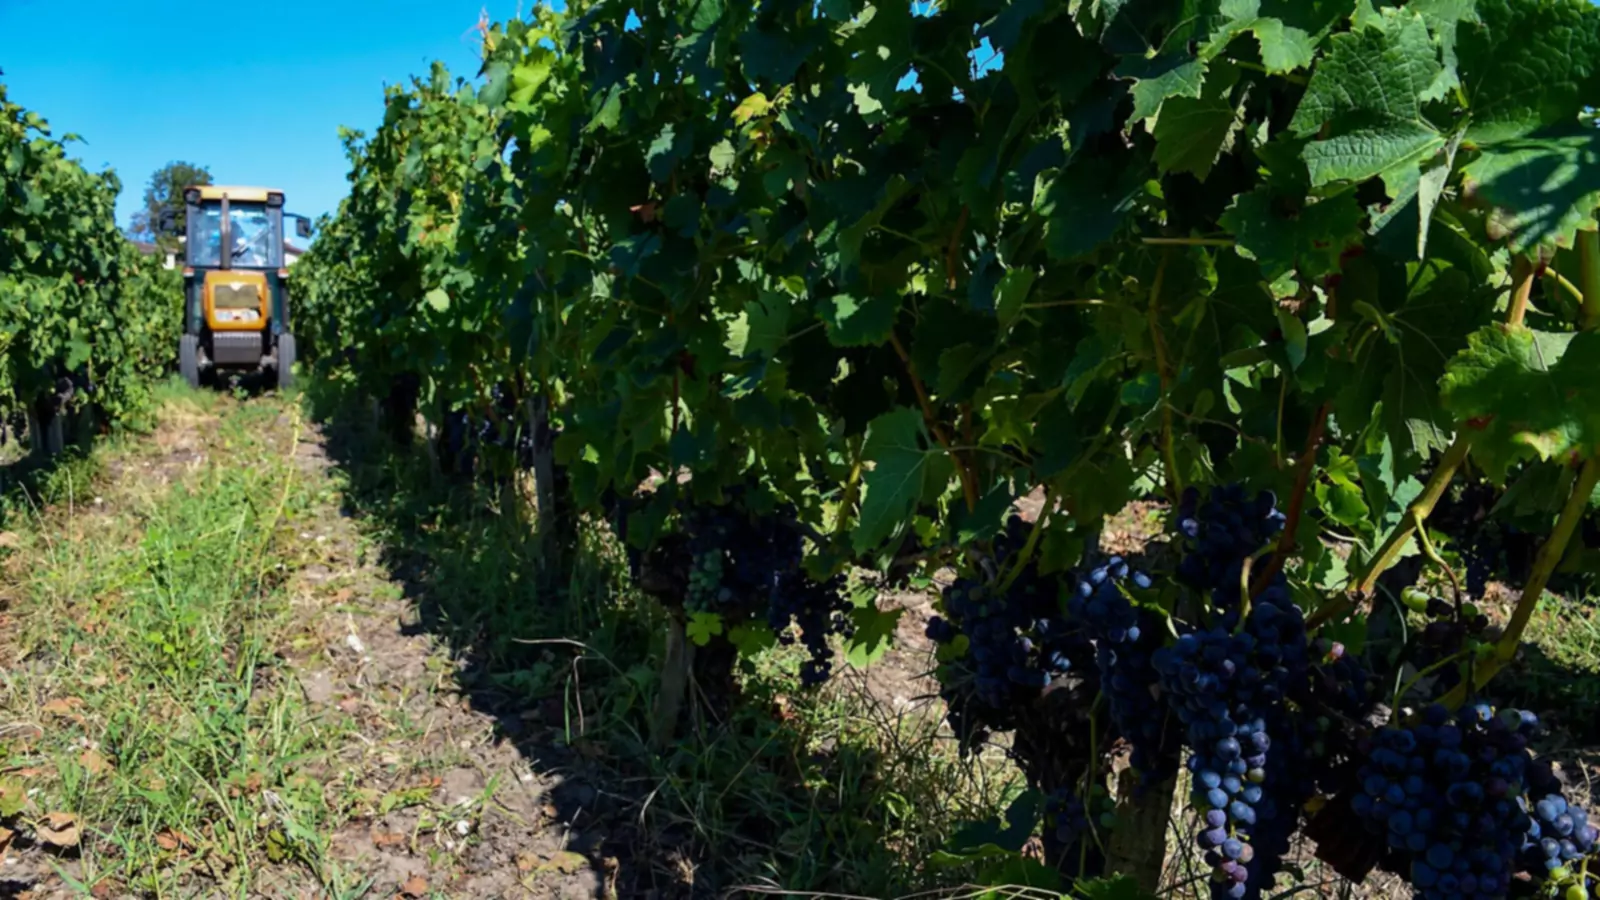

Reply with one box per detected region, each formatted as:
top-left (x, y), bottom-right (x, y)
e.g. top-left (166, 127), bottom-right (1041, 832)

top-left (128, 161), bottom-right (211, 248)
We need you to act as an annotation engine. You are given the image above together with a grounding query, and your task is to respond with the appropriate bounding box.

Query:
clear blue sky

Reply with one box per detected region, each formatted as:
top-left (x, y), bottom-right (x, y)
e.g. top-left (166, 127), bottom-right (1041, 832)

top-left (0, 0), bottom-right (531, 235)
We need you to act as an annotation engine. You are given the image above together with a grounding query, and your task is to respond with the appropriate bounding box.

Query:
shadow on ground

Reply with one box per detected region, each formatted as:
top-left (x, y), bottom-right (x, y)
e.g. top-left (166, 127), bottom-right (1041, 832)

top-left (300, 382), bottom-right (997, 899)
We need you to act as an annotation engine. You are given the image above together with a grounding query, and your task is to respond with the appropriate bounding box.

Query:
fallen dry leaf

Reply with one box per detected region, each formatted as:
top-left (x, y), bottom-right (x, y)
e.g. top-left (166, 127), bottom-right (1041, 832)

top-left (332, 588), bottom-right (354, 603)
top-left (0, 825), bottom-right (14, 854)
top-left (41, 697), bottom-right (83, 716)
top-left (154, 829), bottom-right (192, 851)
top-left (372, 830), bottom-right (407, 848)
top-left (89, 881), bottom-right (119, 899)
top-left (399, 874), bottom-right (428, 897)
top-left (79, 749), bottom-right (113, 776)
top-left (37, 811), bottom-right (81, 848)
top-left (0, 531), bottom-right (21, 548)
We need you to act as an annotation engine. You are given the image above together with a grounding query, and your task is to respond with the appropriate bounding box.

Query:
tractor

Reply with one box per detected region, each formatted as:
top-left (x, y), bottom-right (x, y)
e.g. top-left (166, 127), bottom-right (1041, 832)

top-left (158, 186), bottom-right (310, 389)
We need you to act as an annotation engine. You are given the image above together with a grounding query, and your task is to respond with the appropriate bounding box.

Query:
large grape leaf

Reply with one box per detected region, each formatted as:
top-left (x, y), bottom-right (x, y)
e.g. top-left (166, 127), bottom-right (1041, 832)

top-left (853, 408), bottom-right (956, 553)
top-left (1460, 127), bottom-right (1600, 252)
top-left (1455, 0), bottom-right (1600, 144)
top-left (1219, 187), bottom-right (1364, 280)
top-left (1288, 9), bottom-right (1445, 188)
top-left (1441, 327), bottom-right (1600, 481)
top-left (1041, 157), bottom-right (1142, 260)
top-left (1153, 64), bottom-right (1245, 180)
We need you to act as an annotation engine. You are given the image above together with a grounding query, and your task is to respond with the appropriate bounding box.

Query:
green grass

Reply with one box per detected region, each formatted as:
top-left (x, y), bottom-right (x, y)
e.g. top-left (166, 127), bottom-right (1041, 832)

top-left (1, 384), bottom-right (1017, 898)
top-left (0, 390), bottom-right (372, 896)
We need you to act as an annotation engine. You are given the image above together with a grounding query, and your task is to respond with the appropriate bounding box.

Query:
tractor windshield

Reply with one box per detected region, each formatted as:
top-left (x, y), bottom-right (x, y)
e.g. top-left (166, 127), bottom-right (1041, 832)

top-left (188, 202), bottom-right (283, 268)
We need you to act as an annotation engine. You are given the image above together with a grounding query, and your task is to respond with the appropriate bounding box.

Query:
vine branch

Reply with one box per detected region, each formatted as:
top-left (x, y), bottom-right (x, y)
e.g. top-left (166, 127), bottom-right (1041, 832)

top-left (1147, 251), bottom-right (1182, 502)
top-left (1250, 402), bottom-right (1329, 599)
top-left (888, 330), bottom-right (979, 512)
top-left (1441, 455), bottom-right (1600, 706)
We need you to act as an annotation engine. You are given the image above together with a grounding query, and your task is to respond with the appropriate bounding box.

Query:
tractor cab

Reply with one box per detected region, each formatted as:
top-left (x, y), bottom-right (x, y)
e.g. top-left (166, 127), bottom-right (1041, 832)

top-left (160, 185), bottom-right (310, 389)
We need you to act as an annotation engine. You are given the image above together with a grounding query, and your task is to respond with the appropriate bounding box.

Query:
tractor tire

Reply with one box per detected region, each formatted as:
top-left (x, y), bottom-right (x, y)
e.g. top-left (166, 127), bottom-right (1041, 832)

top-left (276, 334), bottom-right (296, 390)
top-left (180, 334), bottom-right (201, 389)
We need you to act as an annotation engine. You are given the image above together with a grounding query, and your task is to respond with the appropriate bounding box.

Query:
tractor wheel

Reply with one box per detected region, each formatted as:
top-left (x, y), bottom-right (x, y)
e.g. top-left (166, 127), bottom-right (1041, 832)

top-left (276, 334), bottom-right (296, 390)
top-left (180, 334), bottom-right (201, 389)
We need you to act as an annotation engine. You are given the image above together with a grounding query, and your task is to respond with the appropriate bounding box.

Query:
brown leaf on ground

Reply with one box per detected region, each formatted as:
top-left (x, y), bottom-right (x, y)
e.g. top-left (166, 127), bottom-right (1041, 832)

top-left (41, 697), bottom-right (83, 716)
top-left (0, 825), bottom-right (14, 854)
top-left (372, 830), bottom-right (407, 848)
top-left (89, 880), bottom-right (119, 899)
top-left (79, 749), bottom-right (113, 776)
top-left (37, 811), bottom-right (81, 848)
top-left (154, 830), bottom-right (193, 851)
top-left (333, 588), bottom-right (354, 603)
top-left (0, 531), bottom-right (21, 548)
top-left (399, 874), bottom-right (428, 897)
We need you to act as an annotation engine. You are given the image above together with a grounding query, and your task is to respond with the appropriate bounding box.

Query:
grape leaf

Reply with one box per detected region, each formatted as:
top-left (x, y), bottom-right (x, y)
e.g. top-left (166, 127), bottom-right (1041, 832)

top-left (1455, 0), bottom-right (1600, 143)
top-left (1205, 1), bottom-right (1317, 74)
top-left (820, 292), bottom-right (898, 347)
top-left (1116, 54), bottom-right (1205, 124)
top-left (1153, 94), bottom-right (1243, 180)
top-left (1461, 127), bottom-right (1600, 252)
top-left (1219, 187), bottom-right (1364, 280)
top-left (845, 605), bottom-right (902, 668)
top-left (1041, 157), bottom-right (1142, 260)
top-left (1441, 327), bottom-right (1600, 481)
top-left (1289, 10), bottom-right (1445, 187)
top-left (854, 408), bottom-right (955, 553)
top-left (686, 611), bottom-right (724, 646)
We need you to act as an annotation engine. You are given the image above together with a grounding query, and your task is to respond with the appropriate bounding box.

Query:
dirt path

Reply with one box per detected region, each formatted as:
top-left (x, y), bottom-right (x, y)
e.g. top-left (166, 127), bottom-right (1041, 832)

top-left (0, 392), bottom-right (605, 899)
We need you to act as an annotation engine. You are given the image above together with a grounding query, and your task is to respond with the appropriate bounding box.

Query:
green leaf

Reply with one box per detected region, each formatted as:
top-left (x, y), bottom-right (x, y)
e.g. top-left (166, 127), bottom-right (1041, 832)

top-left (844, 605), bottom-right (902, 668)
top-left (1315, 479), bottom-right (1370, 527)
top-left (727, 293), bottom-right (790, 358)
top-left (820, 292), bottom-right (898, 347)
top-left (1456, 0), bottom-right (1600, 143)
top-left (646, 124), bottom-right (693, 183)
top-left (1205, 1), bottom-right (1318, 74)
top-left (1041, 158), bottom-right (1141, 260)
top-left (1219, 187), bottom-right (1365, 280)
top-left (423, 288), bottom-right (450, 312)
top-left (1441, 326), bottom-right (1600, 481)
top-left (1461, 127), bottom-right (1600, 252)
top-left (1153, 94), bottom-right (1243, 180)
top-left (1289, 10), bottom-right (1445, 187)
top-left (994, 267), bottom-right (1037, 331)
top-left (1116, 55), bottom-right (1205, 124)
top-left (686, 611), bottom-right (724, 646)
top-left (728, 622), bottom-right (778, 656)
top-left (854, 408), bottom-right (955, 554)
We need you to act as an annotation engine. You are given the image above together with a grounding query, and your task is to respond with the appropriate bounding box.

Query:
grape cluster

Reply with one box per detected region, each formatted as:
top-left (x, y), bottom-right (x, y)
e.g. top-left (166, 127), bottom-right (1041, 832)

top-left (686, 549), bottom-right (726, 613)
top-left (1070, 556), bottom-right (1174, 781)
top-left (1175, 485), bottom-right (1287, 593)
top-left (1517, 748), bottom-right (1600, 895)
top-left (1350, 703), bottom-right (1582, 899)
top-left (670, 492), bottom-right (854, 688)
top-left (1044, 786), bottom-right (1092, 849)
top-left (1403, 592), bottom-right (1491, 699)
top-left (1156, 621), bottom-right (1295, 899)
top-left (1158, 486), bottom-right (1312, 899)
top-left (767, 571), bottom-right (853, 687)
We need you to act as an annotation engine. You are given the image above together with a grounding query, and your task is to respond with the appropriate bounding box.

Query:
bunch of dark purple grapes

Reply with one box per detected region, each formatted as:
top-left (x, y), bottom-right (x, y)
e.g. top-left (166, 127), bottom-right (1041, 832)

top-left (1175, 484), bottom-right (1287, 596)
top-left (925, 518), bottom-right (1092, 749)
top-left (1349, 702), bottom-right (1600, 899)
top-left (1069, 555), bottom-right (1175, 781)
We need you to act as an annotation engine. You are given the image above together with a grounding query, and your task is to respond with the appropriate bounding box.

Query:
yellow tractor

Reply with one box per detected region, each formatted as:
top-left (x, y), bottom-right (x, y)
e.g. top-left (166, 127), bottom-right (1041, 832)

top-left (159, 185), bottom-right (309, 389)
